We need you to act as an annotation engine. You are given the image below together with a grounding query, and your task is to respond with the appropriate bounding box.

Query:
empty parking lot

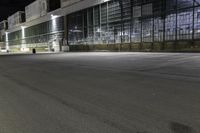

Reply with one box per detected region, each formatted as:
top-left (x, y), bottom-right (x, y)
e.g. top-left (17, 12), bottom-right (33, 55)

top-left (0, 52), bottom-right (199, 133)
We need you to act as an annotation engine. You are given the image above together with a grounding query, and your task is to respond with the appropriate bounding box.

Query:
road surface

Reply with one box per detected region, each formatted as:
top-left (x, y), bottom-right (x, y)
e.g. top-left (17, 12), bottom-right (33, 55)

top-left (0, 52), bottom-right (199, 133)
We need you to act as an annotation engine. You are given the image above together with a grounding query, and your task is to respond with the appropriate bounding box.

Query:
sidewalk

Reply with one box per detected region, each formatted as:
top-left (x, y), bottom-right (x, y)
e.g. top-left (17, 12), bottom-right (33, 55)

top-left (0, 51), bottom-right (60, 56)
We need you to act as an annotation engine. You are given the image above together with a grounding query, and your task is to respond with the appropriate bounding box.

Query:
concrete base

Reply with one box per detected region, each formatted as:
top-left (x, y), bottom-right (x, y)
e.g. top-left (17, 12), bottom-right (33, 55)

top-left (69, 41), bottom-right (200, 52)
top-left (62, 46), bottom-right (70, 52)
top-left (20, 48), bottom-right (30, 52)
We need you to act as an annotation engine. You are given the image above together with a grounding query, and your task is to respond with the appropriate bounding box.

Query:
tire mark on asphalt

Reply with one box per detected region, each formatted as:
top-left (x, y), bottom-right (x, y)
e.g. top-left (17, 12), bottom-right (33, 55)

top-left (170, 122), bottom-right (197, 133)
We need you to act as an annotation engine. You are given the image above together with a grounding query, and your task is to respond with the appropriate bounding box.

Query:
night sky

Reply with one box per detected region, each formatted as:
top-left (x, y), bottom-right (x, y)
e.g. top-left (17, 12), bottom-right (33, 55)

top-left (0, 0), bottom-right (35, 21)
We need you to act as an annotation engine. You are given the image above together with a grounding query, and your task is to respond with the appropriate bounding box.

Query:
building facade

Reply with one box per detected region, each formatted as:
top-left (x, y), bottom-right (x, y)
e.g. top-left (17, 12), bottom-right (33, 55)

top-left (2, 0), bottom-right (200, 52)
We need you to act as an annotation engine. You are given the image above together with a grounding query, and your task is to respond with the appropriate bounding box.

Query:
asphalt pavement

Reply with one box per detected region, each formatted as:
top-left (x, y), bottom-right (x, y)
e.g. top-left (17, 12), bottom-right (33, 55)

top-left (0, 52), bottom-right (199, 133)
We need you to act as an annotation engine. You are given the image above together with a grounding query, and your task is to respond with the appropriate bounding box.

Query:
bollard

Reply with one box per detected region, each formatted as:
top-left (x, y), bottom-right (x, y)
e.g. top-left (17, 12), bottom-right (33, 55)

top-left (32, 48), bottom-right (36, 54)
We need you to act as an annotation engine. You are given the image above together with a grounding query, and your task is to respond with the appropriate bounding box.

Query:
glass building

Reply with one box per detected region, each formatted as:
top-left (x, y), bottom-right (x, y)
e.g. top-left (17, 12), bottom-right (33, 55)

top-left (3, 0), bottom-right (200, 51)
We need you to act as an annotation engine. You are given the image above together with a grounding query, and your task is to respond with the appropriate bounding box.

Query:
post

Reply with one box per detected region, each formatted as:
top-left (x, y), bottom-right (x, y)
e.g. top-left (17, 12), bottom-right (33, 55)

top-left (162, 0), bottom-right (166, 50)
top-left (64, 16), bottom-right (67, 41)
top-left (192, 0), bottom-right (195, 45)
top-left (119, 0), bottom-right (123, 52)
top-left (141, 2), bottom-right (143, 50)
top-left (130, 0), bottom-right (134, 50)
top-left (175, 0), bottom-right (178, 50)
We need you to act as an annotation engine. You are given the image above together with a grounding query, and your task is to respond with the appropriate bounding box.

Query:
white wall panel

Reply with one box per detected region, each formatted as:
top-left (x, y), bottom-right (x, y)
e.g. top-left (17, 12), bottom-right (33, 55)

top-left (25, 1), bottom-right (40, 22)
top-left (25, 0), bottom-right (48, 22)
top-left (8, 12), bottom-right (25, 29)
top-left (61, 0), bottom-right (81, 8)
top-left (61, 0), bottom-right (111, 15)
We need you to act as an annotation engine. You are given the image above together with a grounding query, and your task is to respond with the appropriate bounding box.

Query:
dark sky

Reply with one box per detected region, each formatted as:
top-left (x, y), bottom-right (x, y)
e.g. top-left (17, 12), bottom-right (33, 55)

top-left (0, 0), bottom-right (35, 21)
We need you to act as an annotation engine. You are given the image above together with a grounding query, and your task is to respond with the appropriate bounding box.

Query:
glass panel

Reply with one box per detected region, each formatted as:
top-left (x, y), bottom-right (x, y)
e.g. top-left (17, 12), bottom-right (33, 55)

top-left (68, 12), bottom-right (84, 45)
top-left (142, 18), bottom-right (153, 42)
top-left (131, 19), bottom-right (141, 43)
top-left (194, 0), bottom-right (200, 6)
top-left (165, 13), bottom-right (176, 41)
top-left (94, 6), bottom-right (100, 44)
top-left (87, 8), bottom-right (94, 44)
top-left (177, 8), bottom-right (193, 40)
top-left (122, 0), bottom-right (131, 20)
top-left (108, 23), bottom-right (121, 44)
top-left (166, 0), bottom-right (177, 12)
top-left (101, 3), bottom-right (108, 44)
top-left (108, 0), bottom-right (121, 23)
top-left (123, 22), bottom-right (130, 43)
top-left (177, 0), bottom-right (193, 9)
top-left (142, 3), bottom-right (153, 16)
top-left (154, 17), bottom-right (164, 42)
top-left (194, 6), bottom-right (200, 39)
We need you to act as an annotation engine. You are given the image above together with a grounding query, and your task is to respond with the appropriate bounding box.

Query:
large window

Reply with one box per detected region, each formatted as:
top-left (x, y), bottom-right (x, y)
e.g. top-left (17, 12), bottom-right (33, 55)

top-left (165, 13), bottom-right (176, 41)
top-left (61, 0), bottom-right (200, 45)
top-left (101, 3), bottom-right (108, 44)
top-left (94, 6), bottom-right (101, 44)
top-left (131, 19), bottom-right (141, 43)
top-left (122, 0), bottom-right (131, 43)
top-left (177, 0), bottom-right (193, 9)
top-left (87, 8), bottom-right (94, 44)
top-left (23, 17), bottom-right (64, 45)
top-left (166, 0), bottom-right (177, 12)
top-left (8, 30), bottom-right (22, 46)
top-left (195, 0), bottom-right (200, 6)
top-left (142, 19), bottom-right (153, 42)
top-left (177, 9), bottom-right (193, 40)
top-left (132, 2), bottom-right (142, 43)
top-left (68, 12), bottom-right (84, 45)
top-left (108, 0), bottom-right (121, 44)
top-left (154, 17), bottom-right (164, 42)
top-left (8, 0), bottom-right (200, 47)
top-left (194, 6), bottom-right (200, 39)
top-left (122, 22), bottom-right (131, 43)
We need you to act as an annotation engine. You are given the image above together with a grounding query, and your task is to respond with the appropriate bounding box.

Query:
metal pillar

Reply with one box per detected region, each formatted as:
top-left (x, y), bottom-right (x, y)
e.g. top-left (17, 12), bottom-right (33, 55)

top-left (192, 0), bottom-right (195, 43)
top-left (64, 16), bottom-right (67, 40)
top-left (152, 7), bottom-right (155, 49)
top-left (162, 0), bottom-right (166, 50)
top-left (175, 0), bottom-right (178, 50)
top-left (87, 9), bottom-right (89, 45)
top-left (119, 0), bottom-right (123, 51)
top-left (130, 0), bottom-right (134, 49)
top-left (93, 7), bottom-right (95, 45)
top-left (63, 15), bottom-right (69, 46)
top-left (141, 2), bottom-right (143, 49)
top-left (82, 11), bottom-right (85, 43)
top-left (106, 2), bottom-right (109, 44)
top-left (99, 4), bottom-right (102, 43)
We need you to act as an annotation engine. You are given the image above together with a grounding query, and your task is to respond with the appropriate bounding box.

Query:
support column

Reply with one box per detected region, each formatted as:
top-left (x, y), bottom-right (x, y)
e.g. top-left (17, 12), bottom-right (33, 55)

top-left (141, 3), bottom-right (143, 50)
top-left (152, 10), bottom-right (155, 50)
top-left (106, 2), bottom-right (109, 45)
top-left (64, 15), bottom-right (68, 45)
top-left (5, 32), bottom-right (9, 51)
top-left (192, 0), bottom-right (195, 45)
top-left (99, 4), bottom-right (102, 44)
top-left (162, 0), bottom-right (166, 50)
top-left (175, 0), bottom-right (178, 50)
top-left (21, 26), bottom-right (28, 52)
top-left (130, 0), bottom-right (134, 50)
top-left (119, 0), bottom-right (123, 52)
